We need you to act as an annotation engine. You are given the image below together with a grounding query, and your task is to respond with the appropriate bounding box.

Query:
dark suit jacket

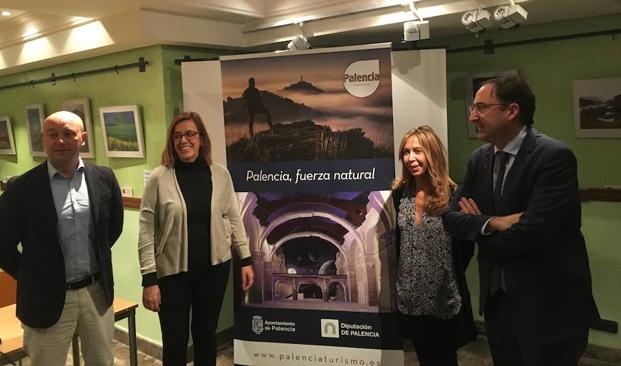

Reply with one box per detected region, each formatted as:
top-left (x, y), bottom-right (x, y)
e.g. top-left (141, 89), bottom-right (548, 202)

top-left (0, 161), bottom-right (123, 328)
top-left (442, 127), bottom-right (599, 342)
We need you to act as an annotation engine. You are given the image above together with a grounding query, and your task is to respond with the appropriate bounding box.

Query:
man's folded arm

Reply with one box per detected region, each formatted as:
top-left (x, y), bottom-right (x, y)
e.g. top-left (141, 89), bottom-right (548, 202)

top-left (482, 147), bottom-right (579, 261)
top-left (443, 169), bottom-right (492, 242)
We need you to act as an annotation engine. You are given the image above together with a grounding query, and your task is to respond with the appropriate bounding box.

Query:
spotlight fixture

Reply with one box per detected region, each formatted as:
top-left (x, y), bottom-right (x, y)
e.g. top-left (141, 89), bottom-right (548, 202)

top-left (403, 20), bottom-right (430, 41)
top-left (461, 9), bottom-right (493, 33)
top-left (1, 10), bottom-right (11, 17)
top-left (286, 22), bottom-right (311, 50)
top-left (287, 34), bottom-right (310, 50)
top-left (493, 4), bottom-right (528, 29)
top-left (403, 1), bottom-right (429, 42)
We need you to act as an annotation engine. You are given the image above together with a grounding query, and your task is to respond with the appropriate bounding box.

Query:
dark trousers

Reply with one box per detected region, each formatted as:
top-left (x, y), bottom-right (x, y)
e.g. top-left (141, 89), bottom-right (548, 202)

top-left (484, 291), bottom-right (588, 366)
top-left (158, 262), bottom-right (230, 366)
top-left (401, 313), bottom-right (459, 366)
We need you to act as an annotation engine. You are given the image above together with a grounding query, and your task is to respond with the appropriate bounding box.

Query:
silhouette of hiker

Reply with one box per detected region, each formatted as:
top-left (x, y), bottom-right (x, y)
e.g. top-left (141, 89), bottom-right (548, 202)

top-left (243, 77), bottom-right (273, 137)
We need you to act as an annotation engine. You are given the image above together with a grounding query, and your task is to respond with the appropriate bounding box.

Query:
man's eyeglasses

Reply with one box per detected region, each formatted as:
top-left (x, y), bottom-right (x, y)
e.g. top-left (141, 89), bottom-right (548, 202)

top-left (468, 102), bottom-right (507, 113)
top-left (171, 130), bottom-right (200, 141)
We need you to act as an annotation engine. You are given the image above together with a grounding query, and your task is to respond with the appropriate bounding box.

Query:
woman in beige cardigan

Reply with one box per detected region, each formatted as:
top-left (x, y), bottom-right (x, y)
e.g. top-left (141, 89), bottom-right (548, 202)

top-left (138, 112), bottom-right (253, 366)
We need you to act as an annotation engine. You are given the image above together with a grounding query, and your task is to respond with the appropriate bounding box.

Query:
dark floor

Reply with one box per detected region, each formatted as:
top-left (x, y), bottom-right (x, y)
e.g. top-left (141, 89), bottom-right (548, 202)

top-left (16, 336), bottom-right (617, 365)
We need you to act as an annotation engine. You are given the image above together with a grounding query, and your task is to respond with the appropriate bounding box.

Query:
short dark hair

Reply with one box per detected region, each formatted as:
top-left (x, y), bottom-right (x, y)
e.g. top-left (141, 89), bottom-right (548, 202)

top-left (483, 75), bottom-right (536, 126)
top-left (161, 112), bottom-right (212, 167)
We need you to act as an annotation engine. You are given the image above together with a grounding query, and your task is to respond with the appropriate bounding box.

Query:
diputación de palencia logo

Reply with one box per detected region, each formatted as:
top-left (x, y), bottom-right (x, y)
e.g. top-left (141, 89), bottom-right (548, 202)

top-left (321, 319), bottom-right (380, 338)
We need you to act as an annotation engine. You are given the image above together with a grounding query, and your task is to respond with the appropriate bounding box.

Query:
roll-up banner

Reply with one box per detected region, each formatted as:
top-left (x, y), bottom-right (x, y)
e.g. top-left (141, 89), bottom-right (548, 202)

top-left (182, 44), bottom-right (448, 366)
top-left (222, 45), bottom-right (400, 366)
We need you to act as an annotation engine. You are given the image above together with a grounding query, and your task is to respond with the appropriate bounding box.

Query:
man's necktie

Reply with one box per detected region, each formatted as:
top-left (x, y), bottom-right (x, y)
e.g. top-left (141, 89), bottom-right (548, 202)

top-left (490, 151), bottom-right (510, 295)
top-left (493, 151), bottom-right (510, 207)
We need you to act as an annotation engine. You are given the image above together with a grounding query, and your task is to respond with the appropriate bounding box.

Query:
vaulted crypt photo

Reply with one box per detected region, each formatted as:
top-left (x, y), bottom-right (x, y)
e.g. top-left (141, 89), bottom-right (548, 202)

top-left (238, 191), bottom-right (397, 313)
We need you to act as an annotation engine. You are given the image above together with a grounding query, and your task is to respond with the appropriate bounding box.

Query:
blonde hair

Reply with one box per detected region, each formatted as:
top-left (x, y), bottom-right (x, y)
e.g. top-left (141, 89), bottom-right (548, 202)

top-left (391, 125), bottom-right (455, 215)
top-left (161, 112), bottom-right (212, 167)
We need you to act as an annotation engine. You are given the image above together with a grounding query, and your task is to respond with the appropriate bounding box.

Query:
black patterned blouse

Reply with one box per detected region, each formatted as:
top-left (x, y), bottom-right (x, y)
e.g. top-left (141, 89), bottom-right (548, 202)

top-left (396, 194), bottom-right (461, 319)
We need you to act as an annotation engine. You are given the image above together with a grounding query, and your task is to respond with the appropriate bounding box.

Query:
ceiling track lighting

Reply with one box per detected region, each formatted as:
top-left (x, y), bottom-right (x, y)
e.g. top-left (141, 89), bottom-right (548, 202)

top-left (462, 1), bottom-right (528, 34)
top-left (403, 1), bottom-right (430, 41)
top-left (461, 8), bottom-right (493, 33)
top-left (493, 3), bottom-right (528, 29)
top-left (286, 22), bottom-right (311, 50)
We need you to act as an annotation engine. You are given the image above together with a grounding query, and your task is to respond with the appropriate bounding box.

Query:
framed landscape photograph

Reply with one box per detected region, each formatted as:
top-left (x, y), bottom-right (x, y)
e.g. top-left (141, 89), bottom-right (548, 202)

top-left (25, 104), bottom-right (46, 157)
top-left (99, 105), bottom-right (144, 158)
top-left (0, 116), bottom-right (16, 155)
top-left (62, 98), bottom-right (95, 158)
top-left (572, 77), bottom-right (621, 138)
top-left (465, 70), bottom-right (519, 138)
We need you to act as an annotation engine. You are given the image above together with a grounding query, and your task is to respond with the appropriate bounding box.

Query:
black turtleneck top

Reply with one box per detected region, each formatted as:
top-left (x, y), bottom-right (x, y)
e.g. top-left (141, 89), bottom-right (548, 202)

top-left (174, 156), bottom-right (223, 276)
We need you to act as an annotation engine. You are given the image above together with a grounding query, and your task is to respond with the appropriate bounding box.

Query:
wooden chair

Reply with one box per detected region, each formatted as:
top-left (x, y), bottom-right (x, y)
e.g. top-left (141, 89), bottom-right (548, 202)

top-left (0, 271), bottom-right (17, 307)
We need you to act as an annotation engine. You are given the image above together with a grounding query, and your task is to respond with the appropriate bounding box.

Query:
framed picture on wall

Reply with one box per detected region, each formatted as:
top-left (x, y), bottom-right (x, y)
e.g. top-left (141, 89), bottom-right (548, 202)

top-left (99, 105), bottom-right (145, 158)
top-left (572, 77), bottom-right (621, 138)
top-left (25, 104), bottom-right (46, 157)
top-left (62, 98), bottom-right (95, 158)
top-left (0, 116), bottom-right (16, 155)
top-left (465, 70), bottom-right (519, 138)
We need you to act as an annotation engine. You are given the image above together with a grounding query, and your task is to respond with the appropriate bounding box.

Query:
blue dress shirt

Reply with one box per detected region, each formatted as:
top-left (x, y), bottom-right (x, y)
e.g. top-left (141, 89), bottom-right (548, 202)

top-left (47, 159), bottom-right (98, 283)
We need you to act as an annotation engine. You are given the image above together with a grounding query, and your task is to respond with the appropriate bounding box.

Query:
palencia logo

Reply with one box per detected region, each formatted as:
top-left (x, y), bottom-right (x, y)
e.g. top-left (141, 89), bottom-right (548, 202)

top-left (343, 59), bottom-right (380, 98)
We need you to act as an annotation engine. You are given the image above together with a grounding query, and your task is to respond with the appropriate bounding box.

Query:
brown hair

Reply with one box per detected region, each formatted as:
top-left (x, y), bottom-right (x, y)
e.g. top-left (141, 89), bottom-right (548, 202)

top-left (483, 75), bottom-right (536, 126)
top-left (161, 112), bottom-right (212, 167)
top-left (391, 125), bottom-right (455, 215)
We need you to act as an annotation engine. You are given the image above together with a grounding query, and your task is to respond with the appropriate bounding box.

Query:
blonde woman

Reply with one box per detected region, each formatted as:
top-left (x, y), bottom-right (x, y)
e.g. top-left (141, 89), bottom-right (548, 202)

top-left (392, 126), bottom-right (476, 366)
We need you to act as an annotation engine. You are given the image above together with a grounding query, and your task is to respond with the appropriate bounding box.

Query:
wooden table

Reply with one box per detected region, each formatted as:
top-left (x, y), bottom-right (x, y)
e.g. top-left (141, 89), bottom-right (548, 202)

top-left (0, 298), bottom-right (138, 366)
top-left (112, 298), bottom-right (139, 366)
top-left (0, 304), bottom-right (24, 365)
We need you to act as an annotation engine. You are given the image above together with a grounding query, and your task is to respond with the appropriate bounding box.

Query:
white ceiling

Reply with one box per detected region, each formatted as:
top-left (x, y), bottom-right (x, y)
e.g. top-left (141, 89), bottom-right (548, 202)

top-left (0, 0), bottom-right (620, 75)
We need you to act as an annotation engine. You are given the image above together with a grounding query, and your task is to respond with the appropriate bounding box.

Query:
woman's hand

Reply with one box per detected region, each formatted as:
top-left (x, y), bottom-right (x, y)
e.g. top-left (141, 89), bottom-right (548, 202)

top-left (142, 285), bottom-right (161, 312)
top-left (241, 265), bottom-right (254, 290)
top-left (459, 197), bottom-right (482, 215)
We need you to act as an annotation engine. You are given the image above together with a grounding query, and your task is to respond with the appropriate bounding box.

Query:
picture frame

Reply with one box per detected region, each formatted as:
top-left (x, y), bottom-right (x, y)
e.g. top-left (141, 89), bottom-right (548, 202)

top-left (572, 77), bottom-right (621, 138)
top-left (0, 116), bottom-right (16, 155)
top-left (99, 105), bottom-right (145, 158)
top-left (62, 98), bottom-right (95, 158)
top-left (25, 104), bottom-right (46, 157)
top-left (465, 70), bottom-right (519, 138)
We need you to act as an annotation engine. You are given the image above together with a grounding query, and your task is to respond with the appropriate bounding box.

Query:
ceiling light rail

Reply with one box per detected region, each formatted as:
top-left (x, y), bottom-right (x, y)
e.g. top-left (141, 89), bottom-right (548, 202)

top-left (447, 27), bottom-right (621, 54)
top-left (0, 57), bottom-right (149, 91)
top-left (243, 1), bottom-right (415, 33)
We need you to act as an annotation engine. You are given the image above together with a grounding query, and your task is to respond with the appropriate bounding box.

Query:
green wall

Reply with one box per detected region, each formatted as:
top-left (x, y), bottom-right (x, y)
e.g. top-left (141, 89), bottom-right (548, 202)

top-left (1, 13), bottom-right (620, 351)
top-left (0, 45), bottom-right (170, 344)
top-left (0, 45), bottom-right (233, 345)
top-left (0, 45), bottom-right (167, 194)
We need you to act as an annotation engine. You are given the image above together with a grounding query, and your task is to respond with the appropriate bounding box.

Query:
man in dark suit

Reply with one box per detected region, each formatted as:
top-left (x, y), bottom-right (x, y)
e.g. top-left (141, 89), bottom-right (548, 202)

top-left (443, 75), bottom-right (599, 366)
top-left (0, 111), bottom-right (123, 366)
